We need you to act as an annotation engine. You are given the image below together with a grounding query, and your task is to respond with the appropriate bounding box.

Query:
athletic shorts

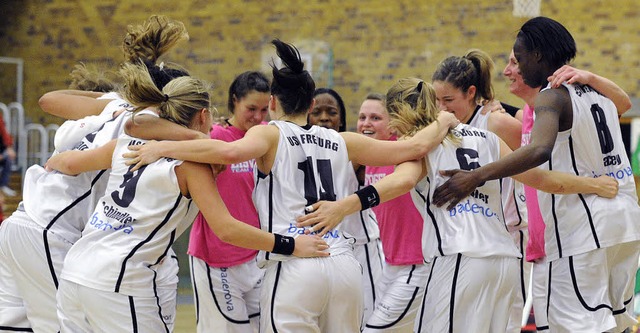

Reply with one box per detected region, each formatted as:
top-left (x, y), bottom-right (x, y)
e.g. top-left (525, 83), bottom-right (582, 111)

top-left (415, 254), bottom-right (518, 332)
top-left (190, 255), bottom-right (263, 333)
top-left (364, 263), bottom-right (428, 332)
top-left (353, 239), bottom-right (384, 324)
top-left (57, 279), bottom-right (171, 333)
top-left (507, 229), bottom-right (532, 333)
top-left (546, 241), bottom-right (640, 332)
top-left (0, 210), bottom-right (71, 333)
top-left (260, 254), bottom-right (363, 333)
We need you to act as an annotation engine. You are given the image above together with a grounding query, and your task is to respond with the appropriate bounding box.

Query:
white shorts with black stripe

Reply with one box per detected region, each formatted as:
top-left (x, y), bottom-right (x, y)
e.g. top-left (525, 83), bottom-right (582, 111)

top-left (507, 229), bottom-right (532, 333)
top-left (0, 217), bottom-right (33, 333)
top-left (546, 241), bottom-right (640, 332)
top-left (531, 257), bottom-right (549, 331)
top-left (259, 253), bottom-right (363, 333)
top-left (414, 254), bottom-right (518, 332)
top-left (0, 209), bottom-right (69, 333)
top-left (353, 239), bottom-right (384, 325)
top-left (155, 249), bottom-right (180, 332)
top-left (57, 278), bottom-right (171, 332)
top-left (190, 255), bottom-right (263, 333)
top-left (363, 263), bottom-right (428, 332)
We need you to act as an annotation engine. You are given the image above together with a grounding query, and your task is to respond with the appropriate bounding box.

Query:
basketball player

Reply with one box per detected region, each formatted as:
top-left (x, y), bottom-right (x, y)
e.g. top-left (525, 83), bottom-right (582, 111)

top-left (184, 71), bottom-right (270, 333)
top-left (502, 48), bottom-right (633, 331)
top-left (298, 77), bottom-right (618, 332)
top-left (310, 87), bottom-right (384, 325)
top-left (433, 17), bottom-right (640, 332)
top-left (124, 39), bottom-right (460, 332)
top-left (45, 63), bottom-right (329, 332)
top-left (358, 92), bottom-right (427, 332)
top-left (431, 48), bottom-right (529, 332)
top-left (0, 16), bottom-right (198, 332)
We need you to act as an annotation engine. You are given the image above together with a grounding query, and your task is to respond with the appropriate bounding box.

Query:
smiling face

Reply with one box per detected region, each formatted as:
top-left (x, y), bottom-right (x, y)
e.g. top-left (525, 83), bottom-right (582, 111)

top-left (230, 90), bottom-right (270, 132)
top-left (356, 99), bottom-right (393, 140)
top-left (504, 49), bottom-right (540, 105)
top-left (503, 50), bottom-right (526, 95)
top-left (308, 93), bottom-right (343, 131)
top-left (433, 80), bottom-right (476, 123)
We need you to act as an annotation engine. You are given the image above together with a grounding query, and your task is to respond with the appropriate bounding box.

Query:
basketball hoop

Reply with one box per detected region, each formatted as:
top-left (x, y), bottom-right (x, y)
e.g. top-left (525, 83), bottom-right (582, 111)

top-left (513, 0), bottom-right (541, 18)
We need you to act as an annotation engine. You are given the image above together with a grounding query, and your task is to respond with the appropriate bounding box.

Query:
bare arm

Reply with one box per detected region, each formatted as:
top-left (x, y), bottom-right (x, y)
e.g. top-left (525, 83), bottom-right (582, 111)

top-left (183, 161), bottom-right (329, 258)
top-left (344, 111), bottom-right (458, 167)
top-left (500, 140), bottom-right (618, 198)
top-left (548, 65), bottom-right (631, 115)
top-left (124, 124), bottom-right (277, 170)
top-left (44, 139), bottom-right (117, 175)
top-left (125, 114), bottom-right (208, 141)
top-left (39, 90), bottom-right (112, 120)
top-left (432, 88), bottom-right (569, 210)
top-left (487, 111), bottom-right (523, 150)
top-left (296, 159), bottom-right (426, 235)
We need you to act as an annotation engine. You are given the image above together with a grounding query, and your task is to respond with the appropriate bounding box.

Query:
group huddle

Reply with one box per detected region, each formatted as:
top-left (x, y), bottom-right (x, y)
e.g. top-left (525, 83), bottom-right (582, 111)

top-left (0, 14), bottom-right (638, 333)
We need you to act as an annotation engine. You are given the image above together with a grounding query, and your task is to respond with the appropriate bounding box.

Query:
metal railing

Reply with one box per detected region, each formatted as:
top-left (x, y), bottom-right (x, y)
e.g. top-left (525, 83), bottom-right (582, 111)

top-left (0, 102), bottom-right (58, 177)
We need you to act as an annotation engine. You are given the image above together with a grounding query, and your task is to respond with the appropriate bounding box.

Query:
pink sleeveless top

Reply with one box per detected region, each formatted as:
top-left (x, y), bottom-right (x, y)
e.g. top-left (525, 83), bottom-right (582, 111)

top-left (365, 136), bottom-right (424, 265)
top-left (188, 124), bottom-right (261, 267)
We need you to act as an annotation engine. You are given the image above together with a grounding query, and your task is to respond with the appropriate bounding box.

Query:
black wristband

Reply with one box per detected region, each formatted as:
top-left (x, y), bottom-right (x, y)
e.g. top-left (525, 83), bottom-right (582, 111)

top-left (272, 233), bottom-right (295, 255)
top-left (355, 185), bottom-right (380, 210)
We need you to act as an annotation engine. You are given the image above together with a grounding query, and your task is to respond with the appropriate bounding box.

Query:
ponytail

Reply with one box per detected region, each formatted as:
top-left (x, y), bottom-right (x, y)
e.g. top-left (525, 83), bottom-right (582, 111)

top-left (119, 62), bottom-right (210, 127)
top-left (387, 77), bottom-right (460, 144)
top-left (270, 39), bottom-right (315, 115)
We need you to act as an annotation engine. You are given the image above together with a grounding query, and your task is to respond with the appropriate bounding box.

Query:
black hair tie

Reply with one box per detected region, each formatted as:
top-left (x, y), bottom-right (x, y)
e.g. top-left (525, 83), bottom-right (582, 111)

top-left (163, 94), bottom-right (170, 102)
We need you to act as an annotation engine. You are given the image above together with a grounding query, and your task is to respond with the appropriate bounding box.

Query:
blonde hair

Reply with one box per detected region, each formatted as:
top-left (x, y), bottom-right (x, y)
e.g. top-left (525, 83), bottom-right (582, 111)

top-left (119, 62), bottom-right (210, 127)
top-left (68, 63), bottom-right (118, 92)
top-left (387, 77), bottom-right (459, 144)
top-left (122, 15), bottom-right (189, 64)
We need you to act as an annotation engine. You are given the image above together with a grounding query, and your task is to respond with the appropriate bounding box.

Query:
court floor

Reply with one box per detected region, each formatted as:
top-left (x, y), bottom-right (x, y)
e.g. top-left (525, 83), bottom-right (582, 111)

top-left (174, 303), bottom-right (197, 333)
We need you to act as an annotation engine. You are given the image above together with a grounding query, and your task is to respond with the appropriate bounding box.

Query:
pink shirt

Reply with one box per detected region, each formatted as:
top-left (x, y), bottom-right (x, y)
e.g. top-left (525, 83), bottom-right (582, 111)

top-left (522, 104), bottom-right (545, 261)
top-left (188, 124), bottom-right (261, 267)
top-left (365, 137), bottom-right (424, 265)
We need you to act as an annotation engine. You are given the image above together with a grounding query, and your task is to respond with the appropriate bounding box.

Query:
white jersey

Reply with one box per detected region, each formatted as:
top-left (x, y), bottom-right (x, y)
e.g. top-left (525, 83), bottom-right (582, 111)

top-left (537, 82), bottom-right (640, 261)
top-left (421, 124), bottom-right (521, 261)
top-left (61, 136), bottom-right (199, 297)
top-left (468, 106), bottom-right (527, 232)
top-left (340, 167), bottom-right (380, 245)
top-left (253, 121), bottom-right (355, 267)
top-left (22, 108), bottom-right (132, 243)
top-left (54, 97), bottom-right (130, 152)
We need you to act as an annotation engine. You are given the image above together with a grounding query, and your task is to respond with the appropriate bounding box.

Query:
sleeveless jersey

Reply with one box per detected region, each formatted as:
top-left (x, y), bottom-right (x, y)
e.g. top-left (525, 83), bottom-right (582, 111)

top-left (54, 97), bottom-right (130, 152)
top-left (22, 103), bottom-right (133, 244)
top-left (421, 124), bottom-right (521, 261)
top-left (468, 106), bottom-right (527, 233)
top-left (188, 123), bottom-right (261, 267)
top-left (61, 136), bottom-right (199, 297)
top-left (536, 82), bottom-right (640, 261)
top-left (253, 121), bottom-right (355, 267)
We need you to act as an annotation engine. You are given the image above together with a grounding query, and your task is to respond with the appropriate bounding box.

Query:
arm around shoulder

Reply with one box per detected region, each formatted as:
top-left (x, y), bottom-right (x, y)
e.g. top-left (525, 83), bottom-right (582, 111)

top-left (45, 139), bottom-right (117, 175)
top-left (39, 90), bottom-right (112, 120)
top-left (185, 162), bottom-right (329, 257)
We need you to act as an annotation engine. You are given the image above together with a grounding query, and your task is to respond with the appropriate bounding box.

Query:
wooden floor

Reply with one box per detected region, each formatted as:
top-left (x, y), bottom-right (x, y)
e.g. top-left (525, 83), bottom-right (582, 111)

top-left (174, 303), bottom-right (197, 333)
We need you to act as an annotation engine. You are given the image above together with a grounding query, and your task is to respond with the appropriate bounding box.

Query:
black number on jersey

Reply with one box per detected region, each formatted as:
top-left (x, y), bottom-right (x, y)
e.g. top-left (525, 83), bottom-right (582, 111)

top-left (590, 103), bottom-right (614, 154)
top-left (111, 165), bottom-right (148, 208)
top-left (298, 157), bottom-right (336, 206)
top-left (455, 148), bottom-right (485, 186)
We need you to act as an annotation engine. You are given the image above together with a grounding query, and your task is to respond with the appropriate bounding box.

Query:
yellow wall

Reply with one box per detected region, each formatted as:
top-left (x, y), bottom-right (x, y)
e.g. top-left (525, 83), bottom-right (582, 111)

top-left (1, 0), bottom-right (638, 127)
